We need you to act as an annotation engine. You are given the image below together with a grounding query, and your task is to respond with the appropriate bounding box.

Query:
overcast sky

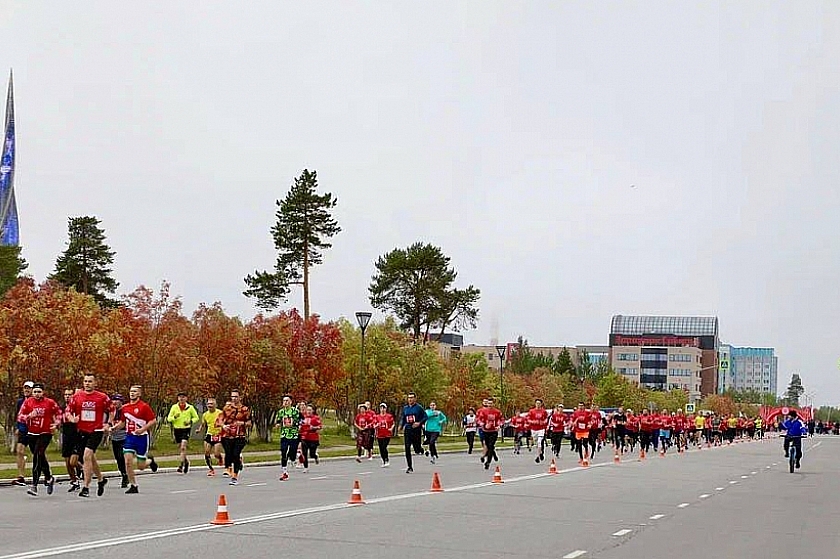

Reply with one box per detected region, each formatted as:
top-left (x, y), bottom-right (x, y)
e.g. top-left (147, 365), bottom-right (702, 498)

top-left (2, 2), bottom-right (838, 403)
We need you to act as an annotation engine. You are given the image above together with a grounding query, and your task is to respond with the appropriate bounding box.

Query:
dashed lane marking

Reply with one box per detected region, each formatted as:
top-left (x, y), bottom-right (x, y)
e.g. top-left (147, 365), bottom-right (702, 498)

top-left (699, 494), bottom-right (709, 499)
top-left (677, 503), bottom-right (690, 508)
top-left (612, 529), bottom-right (632, 537)
top-left (650, 514), bottom-right (665, 520)
top-left (170, 490), bottom-right (196, 494)
top-left (563, 551), bottom-right (587, 559)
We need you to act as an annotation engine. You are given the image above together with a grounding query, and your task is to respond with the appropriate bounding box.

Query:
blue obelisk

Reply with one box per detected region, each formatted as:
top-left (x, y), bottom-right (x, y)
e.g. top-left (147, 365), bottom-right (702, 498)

top-left (0, 69), bottom-right (19, 246)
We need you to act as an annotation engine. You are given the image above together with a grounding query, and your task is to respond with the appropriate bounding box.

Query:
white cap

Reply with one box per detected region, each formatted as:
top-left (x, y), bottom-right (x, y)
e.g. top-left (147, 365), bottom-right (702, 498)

top-left (23, 381), bottom-right (34, 388)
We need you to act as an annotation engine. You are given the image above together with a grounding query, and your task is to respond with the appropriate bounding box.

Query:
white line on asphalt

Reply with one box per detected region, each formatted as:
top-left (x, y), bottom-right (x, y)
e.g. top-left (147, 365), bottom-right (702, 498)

top-left (773, 463), bottom-right (778, 466)
top-left (612, 529), bottom-right (632, 537)
top-left (766, 466), bottom-right (771, 469)
top-left (562, 551), bottom-right (587, 559)
top-left (740, 475), bottom-right (749, 479)
top-left (751, 471), bottom-right (757, 475)
top-left (715, 487), bottom-right (724, 491)
top-left (650, 514), bottom-right (665, 520)
top-left (310, 476), bottom-right (328, 480)
top-left (358, 472), bottom-right (372, 475)
top-left (170, 490), bottom-right (196, 494)
top-left (729, 481), bottom-right (738, 484)
top-left (677, 503), bottom-right (690, 508)
top-left (246, 483), bottom-right (267, 487)
top-left (699, 494), bottom-right (709, 499)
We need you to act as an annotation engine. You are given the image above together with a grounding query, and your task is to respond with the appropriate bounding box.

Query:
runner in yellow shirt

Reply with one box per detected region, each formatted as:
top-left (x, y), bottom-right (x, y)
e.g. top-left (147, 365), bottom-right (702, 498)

top-left (196, 398), bottom-right (224, 476)
top-left (167, 392), bottom-right (199, 474)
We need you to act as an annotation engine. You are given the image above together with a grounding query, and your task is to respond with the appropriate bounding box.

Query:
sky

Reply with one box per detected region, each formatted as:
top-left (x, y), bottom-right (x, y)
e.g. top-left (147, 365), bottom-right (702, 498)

top-left (1, 2), bottom-right (838, 403)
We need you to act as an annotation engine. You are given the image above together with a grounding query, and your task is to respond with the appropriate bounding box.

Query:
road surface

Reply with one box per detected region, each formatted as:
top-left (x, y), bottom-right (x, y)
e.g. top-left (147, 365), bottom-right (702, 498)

top-left (0, 436), bottom-right (834, 559)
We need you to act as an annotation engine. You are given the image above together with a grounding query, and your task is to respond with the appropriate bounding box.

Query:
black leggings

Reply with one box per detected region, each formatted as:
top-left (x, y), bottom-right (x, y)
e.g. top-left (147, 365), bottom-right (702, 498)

top-left (28, 434), bottom-right (53, 486)
top-left (550, 432), bottom-right (564, 456)
top-left (377, 437), bottom-right (390, 463)
top-left (222, 437), bottom-right (247, 474)
top-left (111, 439), bottom-right (127, 476)
top-left (466, 431), bottom-right (476, 453)
top-left (483, 431), bottom-right (499, 462)
top-left (426, 431), bottom-right (440, 458)
top-left (281, 438), bottom-right (300, 468)
top-left (573, 436), bottom-right (589, 460)
top-left (404, 429), bottom-right (423, 469)
top-left (301, 440), bottom-right (318, 468)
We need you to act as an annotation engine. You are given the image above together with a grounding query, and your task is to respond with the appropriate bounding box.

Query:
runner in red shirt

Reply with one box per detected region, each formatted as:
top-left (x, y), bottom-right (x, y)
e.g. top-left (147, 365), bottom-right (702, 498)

top-left (528, 399), bottom-right (550, 463)
top-left (299, 404), bottom-right (323, 471)
top-left (17, 383), bottom-right (61, 496)
top-left (571, 403), bottom-right (591, 463)
top-left (510, 409), bottom-right (528, 455)
top-left (116, 385), bottom-right (158, 494)
top-left (68, 373), bottom-right (112, 498)
top-left (639, 410), bottom-right (655, 455)
top-left (626, 410), bottom-right (640, 452)
top-left (354, 404), bottom-right (374, 462)
top-left (476, 397), bottom-right (504, 469)
top-left (374, 403), bottom-right (395, 467)
top-left (548, 403), bottom-right (566, 459)
top-left (588, 405), bottom-right (603, 455)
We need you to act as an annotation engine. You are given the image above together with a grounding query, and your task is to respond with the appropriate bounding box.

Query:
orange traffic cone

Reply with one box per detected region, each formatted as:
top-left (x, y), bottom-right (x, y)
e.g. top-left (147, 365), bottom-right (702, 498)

top-left (548, 458), bottom-right (558, 475)
top-left (347, 480), bottom-right (365, 504)
top-left (430, 472), bottom-right (444, 493)
top-left (582, 450), bottom-right (590, 467)
top-left (492, 466), bottom-right (504, 484)
top-left (210, 494), bottom-right (234, 525)
top-left (640, 448), bottom-right (646, 461)
top-left (614, 450), bottom-right (621, 464)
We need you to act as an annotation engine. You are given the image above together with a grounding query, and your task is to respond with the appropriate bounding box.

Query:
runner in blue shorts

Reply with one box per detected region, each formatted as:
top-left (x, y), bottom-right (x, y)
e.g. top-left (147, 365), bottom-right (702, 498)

top-left (116, 386), bottom-right (158, 494)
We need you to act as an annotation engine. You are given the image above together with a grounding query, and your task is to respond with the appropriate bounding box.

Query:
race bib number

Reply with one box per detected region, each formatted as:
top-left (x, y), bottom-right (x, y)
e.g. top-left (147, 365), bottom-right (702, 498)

top-left (81, 410), bottom-right (96, 422)
top-left (210, 435), bottom-right (221, 443)
top-left (577, 421), bottom-right (587, 431)
top-left (283, 417), bottom-right (293, 426)
top-left (406, 415), bottom-right (415, 424)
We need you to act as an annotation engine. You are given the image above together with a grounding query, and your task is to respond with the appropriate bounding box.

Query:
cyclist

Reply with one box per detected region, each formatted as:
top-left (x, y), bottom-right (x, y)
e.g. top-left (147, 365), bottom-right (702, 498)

top-left (781, 410), bottom-right (808, 469)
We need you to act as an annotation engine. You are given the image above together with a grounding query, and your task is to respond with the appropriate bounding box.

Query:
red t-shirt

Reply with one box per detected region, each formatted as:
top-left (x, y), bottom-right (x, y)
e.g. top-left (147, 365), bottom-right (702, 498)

top-left (122, 400), bottom-right (156, 435)
top-left (588, 411), bottom-right (601, 430)
top-left (572, 410), bottom-right (590, 434)
top-left (300, 414), bottom-right (322, 442)
top-left (70, 390), bottom-right (111, 433)
top-left (651, 415), bottom-right (663, 430)
top-left (661, 416), bottom-right (674, 430)
top-left (511, 415), bottom-right (528, 432)
top-left (355, 412), bottom-right (371, 430)
top-left (626, 415), bottom-right (640, 432)
top-left (548, 411), bottom-right (566, 431)
top-left (528, 408), bottom-right (549, 431)
top-left (374, 413), bottom-right (394, 439)
top-left (18, 397), bottom-right (61, 436)
top-left (640, 415), bottom-right (655, 432)
top-left (673, 416), bottom-right (684, 432)
top-left (476, 407), bottom-right (504, 432)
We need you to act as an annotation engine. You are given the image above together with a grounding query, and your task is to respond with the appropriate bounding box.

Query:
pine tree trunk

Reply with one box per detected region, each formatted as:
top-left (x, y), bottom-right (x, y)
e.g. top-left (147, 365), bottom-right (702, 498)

top-left (303, 250), bottom-right (310, 320)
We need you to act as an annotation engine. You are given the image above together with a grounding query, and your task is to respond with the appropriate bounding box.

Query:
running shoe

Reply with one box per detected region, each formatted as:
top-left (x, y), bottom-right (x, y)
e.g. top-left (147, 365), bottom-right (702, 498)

top-left (380, 462), bottom-right (388, 468)
top-left (177, 466), bottom-right (183, 474)
top-left (184, 460), bottom-right (190, 474)
top-left (27, 485), bottom-right (37, 496)
top-left (207, 469), bottom-right (216, 477)
top-left (97, 478), bottom-right (108, 497)
top-left (12, 477), bottom-right (26, 486)
top-left (484, 461), bottom-right (490, 470)
top-left (383, 461), bottom-right (390, 467)
top-left (120, 475), bottom-right (129, 488)
top-left (355, 457), bottom-right (362, 463)
top-left (222, 469), bottom-right (231, 477)
top-left (430, 457), bottom-right (436, 464)
top-left (46, 477), bottom-right (55, 495)
top-left (314, 455), bottom-right (320, 465)
top-left (424, 450), bottom-right (430, 457)
top-left (125, 486), bottom-right (139, 494)
top-left (302, 469), bottom-right (308, 474)
top-left (68, 481), bottom-right (80, 493)
top-left (79, 487), bottom-right (90, 498)
top-left (149, 457), bottom-right (159, 473)
top-left (368, 456), bottom-right (374, 461)
top-left (406, 467), bottom-right (413, 474)
top-left (229, 477), bottom-right (238, 486)
top-left (279, 472), bottom-right (289, 481)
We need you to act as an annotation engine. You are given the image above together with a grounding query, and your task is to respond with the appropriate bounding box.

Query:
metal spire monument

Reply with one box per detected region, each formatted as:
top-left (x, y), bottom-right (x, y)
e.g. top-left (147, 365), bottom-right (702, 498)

top-left (0, 69), bottom-right (19, 246)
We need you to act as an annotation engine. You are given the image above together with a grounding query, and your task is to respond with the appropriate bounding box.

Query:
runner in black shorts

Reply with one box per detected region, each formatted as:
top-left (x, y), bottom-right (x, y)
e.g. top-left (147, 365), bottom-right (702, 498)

top-left (60, 388), bottom-right (83, 491)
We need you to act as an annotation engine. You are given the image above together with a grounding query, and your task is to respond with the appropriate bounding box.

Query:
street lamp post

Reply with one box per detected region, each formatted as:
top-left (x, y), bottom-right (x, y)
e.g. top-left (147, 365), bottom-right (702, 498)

top-left (495, 345), bottom-right (506, 408)
top-left (355, 312), bottom-right (372, 407)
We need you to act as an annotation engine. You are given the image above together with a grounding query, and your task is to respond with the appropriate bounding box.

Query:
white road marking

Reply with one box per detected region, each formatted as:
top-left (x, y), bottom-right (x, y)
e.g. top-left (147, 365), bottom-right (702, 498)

top-left (358, 472), bottom-right (372, 476)
top-left (751, 471), bottom-right (757, 475)
top-left (612, 529), bottom-right (632, 537)
top-left (766, 466), bottom-right (771, 469)
top-left (170, 490), bottom-right (196, 494)
top-left (715, 487), bottom-right (724, 491)
top-left (563, 551), bottom-right (587, 559)
top-left (740, 475), bottom-right (749, 479)
top-left (677, 503), bottom-right (690, 508)
top-left (246, 483), bottom-right (267, 487)
top-left (699, 494), bottom-right (709, 499)
top-left (310, 476), bottom-right (328, 480)
top-left (650, 514), bottom-right (665, 520)
top-left (729, 481), bottom-right (738, 485)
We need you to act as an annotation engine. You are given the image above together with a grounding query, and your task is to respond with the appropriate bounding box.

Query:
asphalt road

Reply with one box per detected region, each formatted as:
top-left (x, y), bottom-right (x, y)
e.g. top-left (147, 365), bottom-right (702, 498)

top-left (0, 436), bottom-right (834, 559)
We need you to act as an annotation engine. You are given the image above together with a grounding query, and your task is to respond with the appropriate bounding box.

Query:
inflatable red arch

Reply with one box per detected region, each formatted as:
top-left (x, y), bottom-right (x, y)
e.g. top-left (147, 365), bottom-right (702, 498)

top-left (759, 405), bottom-right (813, 425)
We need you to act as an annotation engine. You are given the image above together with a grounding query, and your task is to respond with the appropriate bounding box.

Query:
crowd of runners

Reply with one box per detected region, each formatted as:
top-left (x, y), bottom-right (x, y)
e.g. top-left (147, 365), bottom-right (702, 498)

top-left (9, 376), bottom-right (821, 498)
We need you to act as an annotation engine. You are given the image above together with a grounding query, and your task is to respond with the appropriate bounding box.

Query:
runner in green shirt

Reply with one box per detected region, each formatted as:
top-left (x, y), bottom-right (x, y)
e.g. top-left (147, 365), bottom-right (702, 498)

top-left (275, 395), bottom-right (301, 481)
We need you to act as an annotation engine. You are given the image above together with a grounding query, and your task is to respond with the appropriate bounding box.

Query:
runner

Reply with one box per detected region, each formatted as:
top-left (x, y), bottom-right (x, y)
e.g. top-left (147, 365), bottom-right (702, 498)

top-left (354, 403), bottom-right (374, 463)
top-left (196, 398), bottom-right (223, 476)
top-left (528, 399), bottom-right (549, 463)
top-left (588, 405), bottom-right (603, 454)
top-left (571, 403), bottom-right (591, 464)
top-left (626, 409), bottom-right (639, 452)
top-left (118, 385), bottom-right (159, 494)
top-left (13, 381), bottom-right (34, 486)
top-left (510, 409), bottom-right (528, 455)
top-left (612, 407), bottom-right (627, 453)
top-left (299, 404), bottom-right (322, 471)
top-left (639, 409), bottom-right (655, 455)
top-left (462, 407), bottom-right (478, 454)
top-left (694, 412), bottom-right (706, 447)
top-left (68, 373), bottom-right (111, 498)
top-left (476, 397), bottom-right (504, 470)
top-left (220, 389), bottom-right (251, 485)
top-left (374, 403), bottom-right (394, 467)
top-left (400, 392), bottom-right (427, 473)
top-left (659, 409), bottom-right (672, 453)
top-left (17, 383), bottom-right (61, 496)
top-left (167, 392), bottom-right (199, 474)
top-left (363, 400), bottom-right (377, 460)
top-left (548, 403), bottom-right (566, 459)
top-left (109, 394), bottom-right (129, 488)
top-left (424, 401), bottom-right (447, 464)
top-left (60, 387), bottom-right (82, 492)
top-left (276, 395), bottom-right (301, 481)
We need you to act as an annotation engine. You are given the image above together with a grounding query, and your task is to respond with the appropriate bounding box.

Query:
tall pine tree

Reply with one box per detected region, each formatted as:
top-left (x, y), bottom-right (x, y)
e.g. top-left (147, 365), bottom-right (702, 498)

top-left (244, 169), bottom-right (340, 318)
top-left (51, 216), bottom-right (119, 307)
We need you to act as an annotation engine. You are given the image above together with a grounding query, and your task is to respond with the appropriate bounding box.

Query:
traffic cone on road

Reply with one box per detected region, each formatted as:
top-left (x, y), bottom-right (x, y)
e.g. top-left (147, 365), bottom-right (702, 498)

top-left (614, 450), bottom-right (621, 464)
top-left (430, 472), bottom-right (444, 492)
top-left (347, 480), bottom-right (365, 504)
top-left (492, 466), bottom-right (504, 484)
top-left (210, 494), bottom-right (234, 525)
top-left (582, 450), bottom-right (590, 468)
top-left (548, 458), bottom-right (558, 475)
